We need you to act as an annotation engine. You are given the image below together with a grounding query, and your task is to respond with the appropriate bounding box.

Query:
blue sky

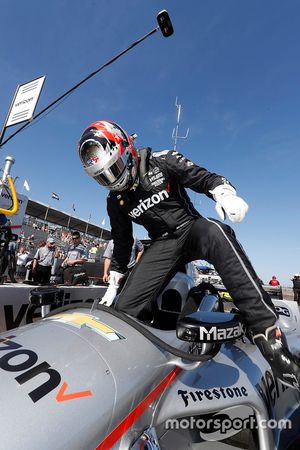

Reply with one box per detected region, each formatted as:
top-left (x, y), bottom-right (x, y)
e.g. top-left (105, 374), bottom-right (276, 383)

top-left (0, 0), bottom-right (299, 286)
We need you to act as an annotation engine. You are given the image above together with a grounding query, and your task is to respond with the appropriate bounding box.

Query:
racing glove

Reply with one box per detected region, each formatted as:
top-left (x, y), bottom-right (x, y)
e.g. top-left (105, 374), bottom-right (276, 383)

top-left (99, 271), bottom-right (125, 307)
top-left (253, 325), bottom-right (300, 390)
top-left (210, 184), bottom-right (249, 223)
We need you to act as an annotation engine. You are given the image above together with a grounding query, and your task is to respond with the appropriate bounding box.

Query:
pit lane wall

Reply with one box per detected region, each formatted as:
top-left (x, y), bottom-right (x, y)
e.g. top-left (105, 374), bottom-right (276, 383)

top-left (0, 284), bottom-right (107, 332)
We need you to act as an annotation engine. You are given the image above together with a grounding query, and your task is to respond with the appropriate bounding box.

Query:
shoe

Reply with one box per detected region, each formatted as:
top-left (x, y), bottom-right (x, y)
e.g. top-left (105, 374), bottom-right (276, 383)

top-left (253, 325), bottom-right (300, 390)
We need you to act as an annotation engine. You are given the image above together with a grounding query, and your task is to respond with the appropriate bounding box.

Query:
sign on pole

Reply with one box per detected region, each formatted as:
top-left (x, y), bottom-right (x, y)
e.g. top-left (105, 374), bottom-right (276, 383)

top-left (6, 76), bottom-right (45, 127)
top-left (0, 75), bottom-right (45, 146)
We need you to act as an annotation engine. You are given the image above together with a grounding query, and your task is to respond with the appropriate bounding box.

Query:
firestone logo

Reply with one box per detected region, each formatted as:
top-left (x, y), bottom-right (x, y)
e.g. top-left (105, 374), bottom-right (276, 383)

top-left (128, 190), bottom-right (169, 219)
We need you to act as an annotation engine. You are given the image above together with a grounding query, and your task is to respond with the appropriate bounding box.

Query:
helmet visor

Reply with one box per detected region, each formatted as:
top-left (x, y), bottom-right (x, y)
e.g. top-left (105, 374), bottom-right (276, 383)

top-left (80, 141), bottom-right (106, 168)
top-left (94, 157), bottom-right (128, 187)
top-left (81, 141), bottom-right (131, 188)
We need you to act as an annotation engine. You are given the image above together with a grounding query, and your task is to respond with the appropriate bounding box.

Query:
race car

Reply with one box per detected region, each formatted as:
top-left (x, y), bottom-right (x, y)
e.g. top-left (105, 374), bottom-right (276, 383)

top-left (0, 277), bottom-right (299, 450)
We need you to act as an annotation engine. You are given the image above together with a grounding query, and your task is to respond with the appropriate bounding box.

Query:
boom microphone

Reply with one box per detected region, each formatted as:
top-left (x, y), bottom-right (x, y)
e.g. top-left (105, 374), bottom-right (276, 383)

top-left (0, 10), bottom-right (174, 148)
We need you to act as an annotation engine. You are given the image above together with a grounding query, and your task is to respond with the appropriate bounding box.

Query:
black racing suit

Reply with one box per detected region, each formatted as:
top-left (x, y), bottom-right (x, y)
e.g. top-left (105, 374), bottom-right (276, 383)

top-left (292, 278), bottom-right (300, 303)
top-left (107, 149), bottom-right (277, 331)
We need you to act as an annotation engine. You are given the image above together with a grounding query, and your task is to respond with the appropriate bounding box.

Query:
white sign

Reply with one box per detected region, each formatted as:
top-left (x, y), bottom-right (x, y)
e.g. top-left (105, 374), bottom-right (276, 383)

top-left (6, 76), bottom-right (45, 127)
top-left (0, 191), bottom-right (28, 235)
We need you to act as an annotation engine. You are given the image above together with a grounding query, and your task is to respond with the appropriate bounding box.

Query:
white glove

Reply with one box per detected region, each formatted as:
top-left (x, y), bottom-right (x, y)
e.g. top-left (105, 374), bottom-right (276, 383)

top-left (209, 184), bottom-right (249, 223)
top-left (99, 271), bottom-right (124, 307)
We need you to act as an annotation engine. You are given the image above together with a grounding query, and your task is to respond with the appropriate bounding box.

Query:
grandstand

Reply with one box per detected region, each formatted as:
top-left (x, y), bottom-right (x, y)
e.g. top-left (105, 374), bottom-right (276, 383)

top-left (25, 198), bottom-right (111, 240)
top-left (18, 198), bottom-right (111, 266)
top-left (14, 198), bottom-right (111, 283)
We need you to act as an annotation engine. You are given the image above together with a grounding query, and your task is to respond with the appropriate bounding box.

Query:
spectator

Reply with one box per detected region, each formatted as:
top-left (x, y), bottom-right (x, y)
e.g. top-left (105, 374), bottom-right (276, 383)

top-left (0, 239), bottom-right (17, 283)
top-left (291, 274), bottom-right (300, 303)
top-left (88, 244), bottom-right (98, 259)
top-left (32, 237), bottom-right (56, 285)
top-left (101, 237), bottom-right (144, 306)
top-left (57, 248), bottom-right (65, 259)
top-left (16, 246), bottom-right (30, 277)
top-left (269, 275), bottom-right (280, 286)
top-left (28, 234), bottom-right (35, 251)
top-left (8, 240), bottom-right (17, 283)
top-left (61, 231), bottom-right (88, 285)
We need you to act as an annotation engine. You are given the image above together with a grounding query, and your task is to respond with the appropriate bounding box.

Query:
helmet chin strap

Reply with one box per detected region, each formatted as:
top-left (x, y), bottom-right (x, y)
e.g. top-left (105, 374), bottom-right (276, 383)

top-left (126, 153), bottom-right (139, 191)
top-left (131, 175), bottom-right (139, 191)
top-left (109, 165), bottom-right (135, 192)
top-left (106, 148), bottom-right (140, 191)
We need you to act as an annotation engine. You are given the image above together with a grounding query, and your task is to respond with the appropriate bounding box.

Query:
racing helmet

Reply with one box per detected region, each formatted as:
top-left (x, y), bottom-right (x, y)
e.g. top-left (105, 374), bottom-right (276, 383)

top-left (78, 120), bottom-right (138, 191)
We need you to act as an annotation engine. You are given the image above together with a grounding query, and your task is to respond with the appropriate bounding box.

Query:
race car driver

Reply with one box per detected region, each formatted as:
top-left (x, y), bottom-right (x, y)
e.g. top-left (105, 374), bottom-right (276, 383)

top-left (78, 120), bottom-right (300, 390)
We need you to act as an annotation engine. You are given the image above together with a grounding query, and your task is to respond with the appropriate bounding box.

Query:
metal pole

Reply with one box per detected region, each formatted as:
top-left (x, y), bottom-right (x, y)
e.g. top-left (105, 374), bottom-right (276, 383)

top-left (44, 205), bottom-right (50, 223)
top-left (0, 11), bottom-right (174, 149)
top-left (0, 127), bottom-right (6, 148)
top-left (0, 29), bottom-right (159, 149)
top-left (0, 156), bottom-right (15, 196)
top-left (173, 101), bottom-right (181, 150)
top-left (172, 97), bottom-right (189, 150)
top-left (99, 227), bottom-right (104, 242)
top-left (67, 214), bottom-right (72, 231)
top-left (0, 84), bottom-right (19, 147)
top-left (1, 156), bottom-right (15, 183)
top-left (44, 193), bottom-right (53, 224)
top-left (85, 213), bottom-right (91, 236)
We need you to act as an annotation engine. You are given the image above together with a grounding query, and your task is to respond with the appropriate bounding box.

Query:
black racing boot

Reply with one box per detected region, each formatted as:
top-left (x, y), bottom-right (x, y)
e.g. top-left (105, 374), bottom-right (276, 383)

top-left (253, 325), bottom-right (300, 390)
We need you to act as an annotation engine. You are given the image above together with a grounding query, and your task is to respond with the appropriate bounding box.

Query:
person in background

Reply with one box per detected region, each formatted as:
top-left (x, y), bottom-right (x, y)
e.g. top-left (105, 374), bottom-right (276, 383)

top-left (16, 246), bottom-right (30, 277)
top-left (32, 237), bottom-right (56, 285)
top-left (0, 215), bottom-right (17, 283)
top-left (88, 243), bottom-right (98, 259)
top-left (291, 274), bottom-right (300, 303)
top-left (78, 119), bottom-right (300, 390)
top-left (101, 237), bottom-right (144, 306)
top-left (0, 239), bottom-right (17, 283)
top-left (6, 240), bottom-right (17, 283)
top-left (61, 231), bottom-right (88, 285)
top-left (28, 234), bottom-right (35, 251)
top-left (57, 248), bottom-right (65, 259)
top-left (269, 275), bottom-right (280, 286)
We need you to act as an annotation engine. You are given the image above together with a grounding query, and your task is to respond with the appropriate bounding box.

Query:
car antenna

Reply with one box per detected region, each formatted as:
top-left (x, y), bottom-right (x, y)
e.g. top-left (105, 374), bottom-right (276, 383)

top-left (171, 97), bottom-right (190, 150)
